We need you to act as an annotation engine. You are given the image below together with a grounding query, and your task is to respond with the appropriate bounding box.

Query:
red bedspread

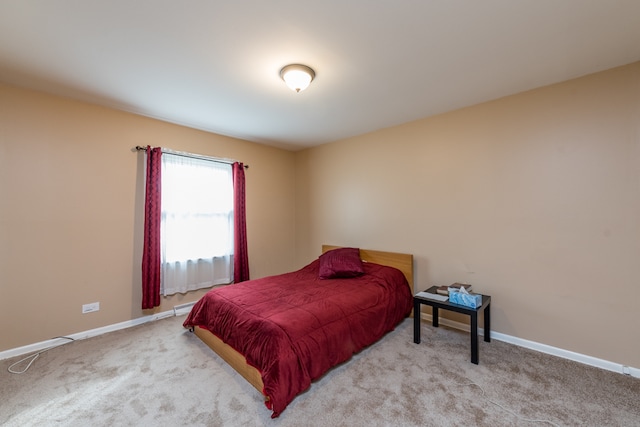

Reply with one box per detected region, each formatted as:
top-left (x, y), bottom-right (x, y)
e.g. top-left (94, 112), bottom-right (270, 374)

top-left (183, 259), bottom-right (412, 418)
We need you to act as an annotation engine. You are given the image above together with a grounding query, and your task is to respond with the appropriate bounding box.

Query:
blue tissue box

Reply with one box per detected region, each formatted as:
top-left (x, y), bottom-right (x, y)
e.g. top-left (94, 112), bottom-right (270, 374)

top-left (449, 291), bottom-right (482, 308)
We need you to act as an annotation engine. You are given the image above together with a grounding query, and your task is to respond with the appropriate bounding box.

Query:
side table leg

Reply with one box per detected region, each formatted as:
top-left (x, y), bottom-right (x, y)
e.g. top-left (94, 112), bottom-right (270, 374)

top-left (484, 303), bottom-right (491, 342)
top-left (413, 300), bottom-right (421, 344)
top-left (471, 313), bottom-right (479, 364)
top-left (432, 307), bottom-right (439, 327)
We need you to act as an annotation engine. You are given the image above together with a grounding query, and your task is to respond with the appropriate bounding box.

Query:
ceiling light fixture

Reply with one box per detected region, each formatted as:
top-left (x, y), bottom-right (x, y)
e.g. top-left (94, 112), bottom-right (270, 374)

top-left (280, 64), bottom-right (315, 93)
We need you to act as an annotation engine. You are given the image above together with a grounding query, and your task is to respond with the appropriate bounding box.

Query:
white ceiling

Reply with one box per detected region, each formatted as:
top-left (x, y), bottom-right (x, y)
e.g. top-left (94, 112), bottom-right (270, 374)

top-left (1, 1), bottom-right (639, 151)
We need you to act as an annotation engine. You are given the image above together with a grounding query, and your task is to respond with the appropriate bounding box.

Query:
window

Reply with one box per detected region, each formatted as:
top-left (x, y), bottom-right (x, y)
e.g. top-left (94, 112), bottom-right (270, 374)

top-left (160, 153), bottom-right (233, 295)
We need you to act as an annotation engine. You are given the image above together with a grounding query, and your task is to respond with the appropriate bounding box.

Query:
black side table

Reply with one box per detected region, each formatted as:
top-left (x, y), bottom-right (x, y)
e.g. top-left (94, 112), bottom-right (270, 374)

top-left (413, 286), bottom-right (491, 364)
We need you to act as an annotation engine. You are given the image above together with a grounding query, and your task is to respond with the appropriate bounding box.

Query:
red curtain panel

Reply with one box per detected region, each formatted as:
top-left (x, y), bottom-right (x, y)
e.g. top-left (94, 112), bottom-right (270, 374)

top-left (233, 162), bottom-right (250, 283)
top-left (142, 146), bottom-right (162, 309)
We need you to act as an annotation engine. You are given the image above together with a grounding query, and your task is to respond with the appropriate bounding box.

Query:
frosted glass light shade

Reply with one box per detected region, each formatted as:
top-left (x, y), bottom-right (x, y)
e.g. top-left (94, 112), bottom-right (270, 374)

top-left (280, 64), bottom-right (315, 92)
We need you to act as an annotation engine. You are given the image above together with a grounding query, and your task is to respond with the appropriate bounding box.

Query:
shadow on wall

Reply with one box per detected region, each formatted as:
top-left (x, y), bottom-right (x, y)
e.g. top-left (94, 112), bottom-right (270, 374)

top-left (131, 148), bottom-right (145, 316)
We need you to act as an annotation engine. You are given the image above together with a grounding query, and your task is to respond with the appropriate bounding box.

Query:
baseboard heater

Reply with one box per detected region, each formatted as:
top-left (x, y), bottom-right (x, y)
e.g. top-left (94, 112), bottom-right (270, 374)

top-left (173, 302), bottom-right (196, 316)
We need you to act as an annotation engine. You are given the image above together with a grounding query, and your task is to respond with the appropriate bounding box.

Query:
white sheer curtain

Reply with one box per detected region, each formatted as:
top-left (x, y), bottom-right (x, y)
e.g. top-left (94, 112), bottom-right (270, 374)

top-left (161, 153), bottom-right (234, 296)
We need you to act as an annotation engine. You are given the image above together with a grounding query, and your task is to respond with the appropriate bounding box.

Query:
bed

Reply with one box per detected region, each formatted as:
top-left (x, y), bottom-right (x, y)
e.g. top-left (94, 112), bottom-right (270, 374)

top-left (183, 245), bottom-right (413, 418)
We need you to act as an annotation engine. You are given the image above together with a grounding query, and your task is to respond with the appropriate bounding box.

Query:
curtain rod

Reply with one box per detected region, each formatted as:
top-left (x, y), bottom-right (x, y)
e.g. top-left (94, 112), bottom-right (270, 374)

top-left (135, 146), bottom-right (248, 169)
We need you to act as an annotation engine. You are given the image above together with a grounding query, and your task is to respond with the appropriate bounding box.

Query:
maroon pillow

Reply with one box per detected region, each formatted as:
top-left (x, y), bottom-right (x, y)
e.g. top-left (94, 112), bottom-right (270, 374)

top-left (318, 247), bottom-right (364, 279)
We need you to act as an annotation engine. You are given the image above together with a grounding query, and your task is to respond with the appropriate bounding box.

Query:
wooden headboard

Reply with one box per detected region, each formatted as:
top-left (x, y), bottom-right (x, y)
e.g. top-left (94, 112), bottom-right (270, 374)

top-left (322, 245), bottom-right (414, 295)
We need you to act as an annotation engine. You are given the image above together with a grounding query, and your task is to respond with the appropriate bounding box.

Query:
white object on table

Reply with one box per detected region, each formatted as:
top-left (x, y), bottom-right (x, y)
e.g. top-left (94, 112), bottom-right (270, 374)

top-left (416, 291), bottom-right (448, 302)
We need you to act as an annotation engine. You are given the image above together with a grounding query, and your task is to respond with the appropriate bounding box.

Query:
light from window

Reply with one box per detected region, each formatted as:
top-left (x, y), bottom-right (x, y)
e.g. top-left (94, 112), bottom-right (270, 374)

top-left (161, 154), bottom-right (233, 263)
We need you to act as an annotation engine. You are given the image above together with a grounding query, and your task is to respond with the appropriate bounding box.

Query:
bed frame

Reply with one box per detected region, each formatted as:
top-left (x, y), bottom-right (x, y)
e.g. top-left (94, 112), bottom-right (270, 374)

top-left (192, 245), bottom-right (414, 399)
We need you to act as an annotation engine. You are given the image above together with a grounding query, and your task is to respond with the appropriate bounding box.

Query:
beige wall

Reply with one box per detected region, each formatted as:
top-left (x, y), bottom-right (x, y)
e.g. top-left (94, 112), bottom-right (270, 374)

top-left (295, 62), bottom-right (640, 368)
top-left (0, 84), bottom-right (297, 351)
top-left (3, 62), bottom-right (639, 368)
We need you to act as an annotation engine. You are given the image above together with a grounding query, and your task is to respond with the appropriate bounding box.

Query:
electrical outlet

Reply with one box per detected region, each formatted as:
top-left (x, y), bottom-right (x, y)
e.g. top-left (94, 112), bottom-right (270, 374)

top-left (82, 302), bottom-right (100, 314)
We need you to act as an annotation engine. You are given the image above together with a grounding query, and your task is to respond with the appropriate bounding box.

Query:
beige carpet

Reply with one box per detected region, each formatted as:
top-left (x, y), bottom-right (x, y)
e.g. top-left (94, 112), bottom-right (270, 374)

top-left (1, 315), bottom-right (638, 426)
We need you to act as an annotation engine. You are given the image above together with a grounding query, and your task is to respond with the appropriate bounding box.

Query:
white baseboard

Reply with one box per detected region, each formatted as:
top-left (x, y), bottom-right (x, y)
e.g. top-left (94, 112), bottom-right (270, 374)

top-left (420, 313), bottom-right (640, 379)
top-left (3, 310), bottom-right (637, 379)
top-left (173, 302), bottom-right (196, 316)
top-left (0, 309), bottom-right (175, 361)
